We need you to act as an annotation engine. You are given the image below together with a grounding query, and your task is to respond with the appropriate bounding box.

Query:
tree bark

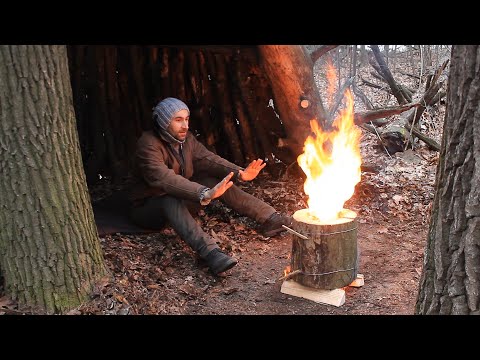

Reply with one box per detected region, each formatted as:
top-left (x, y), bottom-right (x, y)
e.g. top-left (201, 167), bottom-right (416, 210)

top-left (186, 50), bottom-right (202, 104)
top-left (290, 209), bottom-right (358, 289)
top-left (94, 46), bottom-right (123, 184)
top-left (213, 54), bottom-right (244, 164)
top-left (416, 45), bottom-right (480, 315)
top-left (171, 47), bottom-right (187, 102)
top-left (351, 45), bottom-right (357, 78)
top-left (360, 45), bottom-right (367, 67)
top-left (230, 55), bottom-right (257, 162)
top-left (234, 60), bottom-right (276, 166)
top-left (0, 45), bottom-right (108, 314)
top-left (199, 50), bottom-right (223, 152)
top-left (258, 45), bottom-right (328, 163)
top-left (129, 46), bottom-right (150, 128)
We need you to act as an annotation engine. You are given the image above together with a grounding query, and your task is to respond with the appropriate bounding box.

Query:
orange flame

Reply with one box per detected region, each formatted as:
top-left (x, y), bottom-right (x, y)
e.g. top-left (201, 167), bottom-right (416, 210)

top-left (297, 89), bottom-right (361, 223)
top-left (284, 265), bottom-right (291, 277)
top-left (326, 59), bottom-right (337, 109)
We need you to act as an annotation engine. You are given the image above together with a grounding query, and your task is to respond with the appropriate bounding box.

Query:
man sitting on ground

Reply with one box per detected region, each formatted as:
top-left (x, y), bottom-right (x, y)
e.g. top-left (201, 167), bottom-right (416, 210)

top-left (129, 97), bottom-right (292, 275)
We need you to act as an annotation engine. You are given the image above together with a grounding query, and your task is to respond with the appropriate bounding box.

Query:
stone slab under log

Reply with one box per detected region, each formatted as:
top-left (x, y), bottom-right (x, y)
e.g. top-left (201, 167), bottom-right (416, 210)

top-left (289, 208), bottom-right (359, 290)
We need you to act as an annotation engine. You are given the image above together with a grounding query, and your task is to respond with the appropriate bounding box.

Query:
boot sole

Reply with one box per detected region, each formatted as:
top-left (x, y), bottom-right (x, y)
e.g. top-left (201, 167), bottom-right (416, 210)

top-left (211, 258), bottom-right (238, 275)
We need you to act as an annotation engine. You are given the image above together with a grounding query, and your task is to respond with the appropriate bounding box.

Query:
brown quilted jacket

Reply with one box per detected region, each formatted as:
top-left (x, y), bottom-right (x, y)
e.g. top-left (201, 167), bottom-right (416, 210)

top-left (130, 130), bottom-right (243, 206)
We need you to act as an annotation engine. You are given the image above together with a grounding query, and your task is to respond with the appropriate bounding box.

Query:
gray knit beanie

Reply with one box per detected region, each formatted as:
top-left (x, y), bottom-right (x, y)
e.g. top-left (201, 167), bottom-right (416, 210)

top-left (153, 97), bottom-right (190, 131)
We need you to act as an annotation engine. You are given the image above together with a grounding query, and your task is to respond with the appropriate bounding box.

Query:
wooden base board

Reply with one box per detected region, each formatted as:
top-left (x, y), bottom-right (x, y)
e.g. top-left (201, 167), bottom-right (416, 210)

top-left (281, 280), bottom-right (346, 307)
top-left (280, 274), bottom-right (365, 307)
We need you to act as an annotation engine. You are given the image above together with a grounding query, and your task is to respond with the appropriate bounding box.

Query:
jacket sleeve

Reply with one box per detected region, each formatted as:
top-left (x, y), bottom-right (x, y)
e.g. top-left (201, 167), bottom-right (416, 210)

top-left (191, 136), bottom-right (244, 181)
top-left (137, 142), bottom-right (208, 202)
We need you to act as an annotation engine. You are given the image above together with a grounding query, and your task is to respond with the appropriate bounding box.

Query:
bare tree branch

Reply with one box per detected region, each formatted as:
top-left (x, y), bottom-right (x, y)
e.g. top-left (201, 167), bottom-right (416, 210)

top-left (370, 71), bottom-right (415, 99)
top-left (398, 69), bottom-right (420, 80)
top-left (431, 90), bottom-right (446, 105)
top-left (360, 77), bottom-right (392, 93)
top-left (352, 83), bottom-right (374, 110)
top-left (370, 45), bottom-right (409, 105)
top-left (310, 45), bottom-right (339, 64)
top-left (404, 123), bottom-right (440, 151)
top-left (328, 77), bottom-right (354, 122)
top-left (354, 103), bottom-right (420, 125)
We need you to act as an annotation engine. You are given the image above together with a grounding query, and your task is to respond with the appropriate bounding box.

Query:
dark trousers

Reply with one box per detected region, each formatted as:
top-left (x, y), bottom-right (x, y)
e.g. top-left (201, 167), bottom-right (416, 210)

top-left (130, 176), bottom-right (276, 258)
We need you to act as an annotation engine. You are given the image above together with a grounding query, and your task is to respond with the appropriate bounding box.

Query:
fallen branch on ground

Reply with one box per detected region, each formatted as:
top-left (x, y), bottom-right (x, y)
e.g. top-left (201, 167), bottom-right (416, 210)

top-left (354, 103), bottom-right (420, 126)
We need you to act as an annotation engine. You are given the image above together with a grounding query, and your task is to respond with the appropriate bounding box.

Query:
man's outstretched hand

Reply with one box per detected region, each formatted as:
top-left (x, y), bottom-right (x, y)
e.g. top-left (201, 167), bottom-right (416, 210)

top-left (239, 159), bottom-right (267, 182)
top-left (203, 172), bottom-right (234, 201)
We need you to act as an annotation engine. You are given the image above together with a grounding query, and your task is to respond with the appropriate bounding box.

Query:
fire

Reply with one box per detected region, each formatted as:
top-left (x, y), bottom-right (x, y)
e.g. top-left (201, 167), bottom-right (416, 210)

top-left (325, 59), bottom-right (337, 108)
top-left (284, 265), bottom-right (291, 277)
top-left (297, 89), bottom-right (362, 223)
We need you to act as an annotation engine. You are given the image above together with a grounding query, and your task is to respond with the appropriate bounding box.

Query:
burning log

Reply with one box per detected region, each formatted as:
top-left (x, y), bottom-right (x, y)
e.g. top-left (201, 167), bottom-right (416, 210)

top-left (286, 209), bottom-right (358, 290)
top-left (282, 80), bottom-right (361, 292)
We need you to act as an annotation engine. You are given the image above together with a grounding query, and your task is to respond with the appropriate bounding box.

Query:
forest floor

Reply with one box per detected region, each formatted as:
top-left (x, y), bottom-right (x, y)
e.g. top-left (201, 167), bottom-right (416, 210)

top-left (74, 140), bottom-right (439, 315)
top-left (0, 55), bottom-right (446, 316)
top-left (77, 147), bottom-right (438, 315)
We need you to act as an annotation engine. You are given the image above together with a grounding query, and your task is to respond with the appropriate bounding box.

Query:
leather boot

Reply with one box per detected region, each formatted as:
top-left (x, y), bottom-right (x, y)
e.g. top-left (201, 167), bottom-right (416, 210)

top-left (204, 248), bottom-right (238, 275)
top-left (258, 212), bottom-right (292, 237)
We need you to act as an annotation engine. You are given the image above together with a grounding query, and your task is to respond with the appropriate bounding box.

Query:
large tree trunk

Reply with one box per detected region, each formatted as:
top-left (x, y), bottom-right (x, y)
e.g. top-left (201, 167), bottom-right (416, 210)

top-left (258, 45), bottom-right (328, 164)
top-left (415, 45), bottom-right (480, 315)
top-left (0, 45), bottom-right (109, 314)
